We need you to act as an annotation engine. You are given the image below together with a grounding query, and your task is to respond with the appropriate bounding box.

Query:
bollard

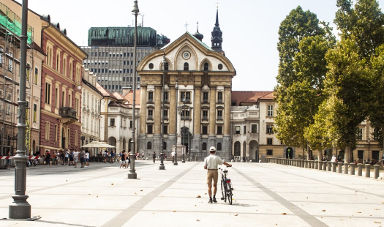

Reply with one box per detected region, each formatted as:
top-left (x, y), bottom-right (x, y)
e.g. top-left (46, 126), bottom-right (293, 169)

top-left (322, 161), bottom-right (327, 171)
top-left (350, 163), bottom-right (355, 175)
top-left (311, 160), bottom-right (315, 169)
top-left (332, 162), bottom-right (337, 172)
top-left (327, 161), bottom-right (332, 171)
top-left (314, 160), bottom-right (318, 169)
top-left (318, 161), bottom-right (322, 170)
top-left (338, 162), bottom-right (343, 173)
top-left (357, 163), bottom-right (363, 176)
top-left (365, 164), bottom-right (371, 178)
top-left (374, 164), bottom-right (380, 179)
top-left (343, 163), bottom-right (348, 174)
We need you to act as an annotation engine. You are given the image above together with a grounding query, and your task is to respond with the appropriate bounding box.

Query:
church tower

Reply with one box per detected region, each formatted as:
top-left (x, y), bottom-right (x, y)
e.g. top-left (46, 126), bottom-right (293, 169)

top-left (211, 8), bottom-right (223, 52)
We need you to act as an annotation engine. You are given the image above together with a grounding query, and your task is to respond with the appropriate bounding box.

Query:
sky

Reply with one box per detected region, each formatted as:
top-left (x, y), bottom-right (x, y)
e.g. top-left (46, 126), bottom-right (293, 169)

top-left (18, 0), bottom-right (384, 91)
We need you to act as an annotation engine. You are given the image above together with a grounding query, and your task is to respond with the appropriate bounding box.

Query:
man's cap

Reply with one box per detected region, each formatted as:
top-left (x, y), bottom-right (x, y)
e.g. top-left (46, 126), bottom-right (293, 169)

top-left (209, 146), bottom-right (216, 152)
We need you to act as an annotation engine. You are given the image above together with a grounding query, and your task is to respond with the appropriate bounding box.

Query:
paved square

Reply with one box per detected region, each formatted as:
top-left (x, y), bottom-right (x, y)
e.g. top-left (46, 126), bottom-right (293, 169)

top-left (0, 161), bottom-right (383, 226)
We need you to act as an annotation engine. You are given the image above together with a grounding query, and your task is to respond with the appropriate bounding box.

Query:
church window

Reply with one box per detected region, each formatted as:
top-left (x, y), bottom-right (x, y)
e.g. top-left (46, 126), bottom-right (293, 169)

top-left (149, 63), bottom-right (154, 69)
top-left (218, 64), bottom-right (223, 70)
top-left (203, 62), bottom-right (209, 71)
top-left (184, 62), bottom-right (189, 71)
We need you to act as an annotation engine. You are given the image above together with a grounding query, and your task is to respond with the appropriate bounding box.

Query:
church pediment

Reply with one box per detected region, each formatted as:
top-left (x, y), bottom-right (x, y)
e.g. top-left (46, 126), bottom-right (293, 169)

top-left (137, 32), bottom-right (235, 74)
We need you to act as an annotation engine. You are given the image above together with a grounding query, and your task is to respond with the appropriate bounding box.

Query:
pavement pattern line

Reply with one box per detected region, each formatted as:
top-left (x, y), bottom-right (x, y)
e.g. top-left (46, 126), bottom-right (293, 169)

top-left (233, 167), bottom-right (329, 227)
top-left (0, 163), bottom-right (154, 201)
top-left (101, 163), bottom-right (198, 227)
top-left (261, 164), bottom-right (384, 199)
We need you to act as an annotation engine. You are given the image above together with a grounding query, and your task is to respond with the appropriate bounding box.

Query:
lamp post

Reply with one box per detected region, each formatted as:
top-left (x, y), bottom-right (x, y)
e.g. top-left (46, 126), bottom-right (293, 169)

top-left (178, 100), bottom-right (192, 163)
top-left (174, 82), bottom-right (179, 166)
top-left (9, 0), bottom-right (31, 219)
top-left (159, 55), bottom-right (166, 170)
top-left (128, 0), bottom-right (138, 179)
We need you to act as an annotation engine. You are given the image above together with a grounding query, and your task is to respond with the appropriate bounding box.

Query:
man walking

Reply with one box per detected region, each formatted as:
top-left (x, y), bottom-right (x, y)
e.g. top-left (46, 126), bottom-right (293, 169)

top-left (204, 146), bottom-right (232, 203)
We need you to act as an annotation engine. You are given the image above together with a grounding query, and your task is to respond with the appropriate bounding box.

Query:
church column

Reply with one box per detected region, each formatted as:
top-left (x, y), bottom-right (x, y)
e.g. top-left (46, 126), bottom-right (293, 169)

top-left (139, 86), bottom-right (147, 135)
top-left (168, 85), bottom-right (177, 154)
top-left (153, 86), bottom-right (162, 153)
top-left (193, 88), bottom-right (201, 135)
top-left (224, 87), bottom-right (231, 135)
top-left (169, 86), bottom-right (177, 135)
top-left (209, 87), bottom-right (216, 149)
top-left (138, 86), bottom-right (147, 155)
top-left (223, 86), bottom-right (232, 160)
top-left (192, 87), bottom-right (201, 158)
top-left (154, 86), bottom-right (161, 135)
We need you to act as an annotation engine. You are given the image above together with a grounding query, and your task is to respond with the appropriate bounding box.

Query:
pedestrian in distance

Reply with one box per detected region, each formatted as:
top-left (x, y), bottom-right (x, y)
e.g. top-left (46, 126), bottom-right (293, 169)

top-left (85, 151), bottom-right (90, 167)
top-left (73, 150), bottom-right (79, 168)
top-left (153, 151), bottom-right (156, 163)
top-left (45, 150), bottom-right (51, 166)
top-left (204, 146), bottom-right (232, 203)
top-left (80, 150), bottom-right (85, 168)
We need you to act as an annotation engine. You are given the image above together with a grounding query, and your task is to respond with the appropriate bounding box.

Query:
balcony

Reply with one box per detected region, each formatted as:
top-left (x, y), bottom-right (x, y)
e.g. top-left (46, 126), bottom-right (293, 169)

top-left (59, 107), bottom-right (77, 124)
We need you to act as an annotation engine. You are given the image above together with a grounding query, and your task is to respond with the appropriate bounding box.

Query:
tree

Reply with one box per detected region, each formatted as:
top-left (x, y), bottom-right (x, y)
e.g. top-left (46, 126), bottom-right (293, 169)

top-left (369, 45), bottom-right (384, 149)
top-left (335, 0), bottom-right (384, 58)
top-left (324, 38), bottom-right (374, 162)
top-left (304, 95), bottom-right (345, 159)
top-left (277, 6), bottom-right (326, 87)
top-left (275, 11), bottom-right (334, 156)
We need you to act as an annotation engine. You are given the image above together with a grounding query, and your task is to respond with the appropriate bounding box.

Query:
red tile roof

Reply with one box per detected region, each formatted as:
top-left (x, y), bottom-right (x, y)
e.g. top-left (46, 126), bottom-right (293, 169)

top-left (96, 83), bottom-right (115, 98)
top-left (231, 91), bottom-right (274, 105)
top-left (123, 89), bottom-right (141, 107)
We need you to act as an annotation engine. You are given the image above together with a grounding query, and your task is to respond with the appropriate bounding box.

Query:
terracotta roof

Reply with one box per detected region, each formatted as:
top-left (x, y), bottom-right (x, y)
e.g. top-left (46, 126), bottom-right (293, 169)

top-left (96, 83), bottom-right (115, 99)
top-left (231, 91), bottom-right (273, 105)
top-left (259, 92), bottom-right (275, 101)
top-left (112, 92), bottom-right (124, 100)
top-left (123, 89), bottom-right (141, 107)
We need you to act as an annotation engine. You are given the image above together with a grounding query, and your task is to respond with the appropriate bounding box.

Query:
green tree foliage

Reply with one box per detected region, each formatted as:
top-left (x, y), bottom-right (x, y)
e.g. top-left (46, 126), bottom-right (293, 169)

top-left (304, 95), bottom-right (345, 152)
top-left (275, 8), bottom-right (334, 152)
top-left (277, 6), bottom-right (325, 87)
top-left (369, 45), bottom-right (384, 148)
top-left (335, 0), bottom-right (384, 58)
top-left (324, 38), bottom-right (374, 161)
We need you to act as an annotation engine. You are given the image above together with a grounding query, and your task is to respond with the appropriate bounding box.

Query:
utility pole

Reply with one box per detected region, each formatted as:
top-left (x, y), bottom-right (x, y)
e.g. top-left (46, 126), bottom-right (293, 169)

top-left (9, 0), bottom-right (31, 219)
top-left (128, 0), bottom-right (138, 179)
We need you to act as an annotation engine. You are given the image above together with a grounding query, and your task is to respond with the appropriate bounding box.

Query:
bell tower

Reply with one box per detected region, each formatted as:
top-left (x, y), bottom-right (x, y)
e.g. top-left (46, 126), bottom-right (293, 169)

top-left (211, 8), bottom-right (223, 52)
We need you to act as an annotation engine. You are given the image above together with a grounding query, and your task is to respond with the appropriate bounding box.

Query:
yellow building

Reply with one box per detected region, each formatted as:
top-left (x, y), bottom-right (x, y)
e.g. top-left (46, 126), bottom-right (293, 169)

top-left (137, 16), bottom-right (236, 160)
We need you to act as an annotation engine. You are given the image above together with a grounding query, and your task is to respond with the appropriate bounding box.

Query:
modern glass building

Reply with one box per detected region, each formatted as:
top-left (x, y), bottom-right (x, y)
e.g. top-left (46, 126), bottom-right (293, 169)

top-left (82, 26), bottom-right (169, 93)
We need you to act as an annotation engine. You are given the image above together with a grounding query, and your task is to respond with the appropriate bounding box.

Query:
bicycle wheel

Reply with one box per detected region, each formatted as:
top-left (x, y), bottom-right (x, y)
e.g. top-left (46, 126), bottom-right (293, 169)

top-left (226, 182), bottom-right (233, 205)
top-left (221, 180), bottom-right (227, 202)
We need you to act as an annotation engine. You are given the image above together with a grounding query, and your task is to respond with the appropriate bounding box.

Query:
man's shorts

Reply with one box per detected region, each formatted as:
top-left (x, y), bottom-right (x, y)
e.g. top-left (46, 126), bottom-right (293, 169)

top-left (207, 169), bottom-right (218, 187)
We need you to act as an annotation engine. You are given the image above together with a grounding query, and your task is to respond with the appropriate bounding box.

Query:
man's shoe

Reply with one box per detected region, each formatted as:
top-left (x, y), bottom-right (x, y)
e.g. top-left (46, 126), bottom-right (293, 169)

top-left (208, 198), bottom-right (213, 203)
top-left (213, 197), bottom-right (217, 203)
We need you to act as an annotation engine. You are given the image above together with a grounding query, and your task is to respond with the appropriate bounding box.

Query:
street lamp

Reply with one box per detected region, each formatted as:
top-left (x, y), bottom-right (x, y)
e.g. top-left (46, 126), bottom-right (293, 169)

top-left (128, 0), bottom-right (138, 179)
top-left (178, 99), bottom-right (192, 164)
top-left (174, 82), bottom-right (179, 165)
top-left (159, 55), bottom-right (166, 170)
top-left (9, 0), bottom-right (31, 219)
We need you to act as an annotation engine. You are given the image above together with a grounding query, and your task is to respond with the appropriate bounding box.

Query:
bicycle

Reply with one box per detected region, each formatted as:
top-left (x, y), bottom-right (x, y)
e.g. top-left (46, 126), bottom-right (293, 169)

top-left (220, 167), bottom-right (233, 205)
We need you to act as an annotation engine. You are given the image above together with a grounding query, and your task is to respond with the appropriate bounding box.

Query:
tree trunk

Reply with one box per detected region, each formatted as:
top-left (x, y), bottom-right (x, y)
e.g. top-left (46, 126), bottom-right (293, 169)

top-left (344, 146), bottom-right (351, 163)
top-left (317, 149), bottom-right (323, 161)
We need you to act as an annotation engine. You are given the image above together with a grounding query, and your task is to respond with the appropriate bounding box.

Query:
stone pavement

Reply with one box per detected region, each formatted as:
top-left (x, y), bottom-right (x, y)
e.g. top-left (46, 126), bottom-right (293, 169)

top-left (0, 161), bottom-right (383, 227)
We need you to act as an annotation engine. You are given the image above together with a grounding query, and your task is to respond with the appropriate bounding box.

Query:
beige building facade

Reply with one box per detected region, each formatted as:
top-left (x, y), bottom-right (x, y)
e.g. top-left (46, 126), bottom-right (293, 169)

top-left (137, 32), bottom-right (236, 160)
top-left (81, 69), bottom-right (103, 147)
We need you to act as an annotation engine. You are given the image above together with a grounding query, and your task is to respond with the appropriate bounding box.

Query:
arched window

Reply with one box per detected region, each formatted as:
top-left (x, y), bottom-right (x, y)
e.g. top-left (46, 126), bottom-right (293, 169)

top-left (217, 142), bottom-right (222, 151)
top-left (203, 62), bottom-right (209, 71)
top-left (202, 142), bottom-right (207, 151)
top-left (164, 62), bottom-right (169, 71)
top-left (163, 142), bottom-right (167, 150)
top-left (218, 64), bottom-right (223, 70)
top-left (147, 141), bottom-right (152, 150)
top-left (149, 63), bottom-right (154, 69)
top-left (184, 62), bottom-right (189, 71)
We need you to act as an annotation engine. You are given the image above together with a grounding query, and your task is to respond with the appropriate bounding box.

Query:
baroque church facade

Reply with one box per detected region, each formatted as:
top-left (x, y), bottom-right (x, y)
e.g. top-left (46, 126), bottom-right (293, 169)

top-left (137, 11), bottom-right (236, 160)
